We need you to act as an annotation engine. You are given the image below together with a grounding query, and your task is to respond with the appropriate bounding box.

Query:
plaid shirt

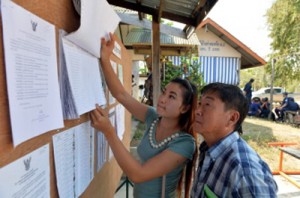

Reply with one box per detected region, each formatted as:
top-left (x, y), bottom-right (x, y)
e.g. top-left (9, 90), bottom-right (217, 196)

top-left (191, 132), bottom-right (277, 198)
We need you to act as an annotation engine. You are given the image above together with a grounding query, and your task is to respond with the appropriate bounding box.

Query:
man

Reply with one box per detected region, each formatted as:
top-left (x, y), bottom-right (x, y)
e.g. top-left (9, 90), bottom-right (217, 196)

top-left (247, 97), bottom-right (261, 116)
top-left (275, 92), bottom-right (299, 121)
top-left (191, 83), bottom-right (277, 198)
top-left (243, 78), bottom-right (254, 105)
top-left (260, 97), bottom-right (275, 120)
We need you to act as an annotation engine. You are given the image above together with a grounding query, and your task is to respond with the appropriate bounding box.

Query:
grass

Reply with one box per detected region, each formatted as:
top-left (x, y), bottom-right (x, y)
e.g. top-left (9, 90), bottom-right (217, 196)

top-left (130, 116), bottom-right (300, 171)
top-left (242, 117), bottom-right (300, 171)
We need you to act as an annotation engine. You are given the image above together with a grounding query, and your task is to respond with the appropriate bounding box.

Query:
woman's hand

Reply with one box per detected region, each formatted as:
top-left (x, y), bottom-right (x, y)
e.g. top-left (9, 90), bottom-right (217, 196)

top-left (90, 104), bottom-right (114, 136)
top-left (101, 32), bottom-right (115, 62)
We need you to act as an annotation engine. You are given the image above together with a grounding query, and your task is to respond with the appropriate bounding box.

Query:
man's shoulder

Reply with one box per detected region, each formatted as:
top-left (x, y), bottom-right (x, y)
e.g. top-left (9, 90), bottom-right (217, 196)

top-left (220, 138), bottom-right (260, 164)
top-left (230, 139), bottom-right (270, 170)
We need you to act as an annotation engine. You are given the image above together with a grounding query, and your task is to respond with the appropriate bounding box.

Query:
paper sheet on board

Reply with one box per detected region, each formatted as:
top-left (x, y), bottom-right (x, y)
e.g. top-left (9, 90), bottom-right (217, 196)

top-left (61, 38), bottom-right (106, 116)
top-left (66, 0), bottom-right (120, 57)
top-left (1, 0), bottom-right (64, 146)
top-left (0, 144), bottom-right (50, 197)
top-left (52, 122), bottom-right (94, 198)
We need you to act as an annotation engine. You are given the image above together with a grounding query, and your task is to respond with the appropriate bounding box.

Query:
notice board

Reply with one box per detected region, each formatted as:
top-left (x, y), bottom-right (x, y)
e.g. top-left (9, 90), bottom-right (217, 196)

top-left (0, 0), bottom-right (132, 197)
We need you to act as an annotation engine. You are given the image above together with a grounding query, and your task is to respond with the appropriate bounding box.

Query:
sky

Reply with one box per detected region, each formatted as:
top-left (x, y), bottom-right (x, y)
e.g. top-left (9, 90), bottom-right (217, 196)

top-left (205, 0), bottom-right (275, 59)
top-left (173, 0), bottom-right (275, 59)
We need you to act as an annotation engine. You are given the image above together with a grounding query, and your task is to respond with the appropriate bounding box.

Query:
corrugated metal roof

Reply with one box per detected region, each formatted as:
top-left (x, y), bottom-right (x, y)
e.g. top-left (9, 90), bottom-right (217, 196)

top-left (108, 0), bottom-right (218, 27)
top-left (140, 0), bottom-right (199, 17)
top-left (124, 28), bottom-right (200, 46)
top-left (113, 6), bottom-right (137, 14)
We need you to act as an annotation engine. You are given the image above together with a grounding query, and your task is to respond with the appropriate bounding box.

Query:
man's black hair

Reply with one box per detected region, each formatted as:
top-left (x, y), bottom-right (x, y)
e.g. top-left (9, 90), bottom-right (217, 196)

top-left (201, 83), bottom-right (248, 133)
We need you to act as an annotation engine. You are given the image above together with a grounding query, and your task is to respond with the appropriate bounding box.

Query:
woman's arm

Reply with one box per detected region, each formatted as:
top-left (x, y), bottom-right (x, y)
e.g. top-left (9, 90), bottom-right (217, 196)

top-left (100, 33), bottom-right (148, 122)
top-left (90, 105), bottom-right (188, 183)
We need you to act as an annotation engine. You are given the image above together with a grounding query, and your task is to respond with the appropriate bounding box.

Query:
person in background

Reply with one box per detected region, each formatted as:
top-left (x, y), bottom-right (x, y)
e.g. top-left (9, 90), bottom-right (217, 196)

top-left (260, 97), bottom-right (270, 117)
top-left (191, 82), bottom-right (277, 198)
top-left (259, 97), bottom-right (275, 120)
top-left (90, 33), bottom-right (198, 198)
top-left (243, 78), bottom-right (255, 105)
top-left (247, 97), bottom-right (261, 117)
top-left (275, 92), bottom-right (299, 121)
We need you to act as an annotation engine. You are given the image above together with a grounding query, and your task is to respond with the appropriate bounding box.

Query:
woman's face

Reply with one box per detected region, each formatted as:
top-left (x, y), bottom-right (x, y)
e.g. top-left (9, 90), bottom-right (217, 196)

top-left (156, 82), bottom-right (188, 118)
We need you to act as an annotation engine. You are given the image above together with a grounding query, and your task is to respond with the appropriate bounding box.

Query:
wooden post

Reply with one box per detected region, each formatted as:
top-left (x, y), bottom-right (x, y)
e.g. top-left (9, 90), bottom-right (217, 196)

top-left (152, 15), bottom-right (161, 107)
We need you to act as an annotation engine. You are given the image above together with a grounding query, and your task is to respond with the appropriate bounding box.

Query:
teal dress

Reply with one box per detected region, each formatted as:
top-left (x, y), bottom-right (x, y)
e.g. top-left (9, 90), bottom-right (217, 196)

top-left (133, 107), bottom-right (196, 198)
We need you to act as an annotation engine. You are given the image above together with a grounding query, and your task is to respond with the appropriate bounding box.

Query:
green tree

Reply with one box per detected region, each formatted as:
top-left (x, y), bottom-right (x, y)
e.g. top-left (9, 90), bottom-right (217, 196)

top-left (266, 0), bottom-right (300, 83)
top-left (161, 60), bottom-right (183, 88)
top-left (240, 66), bottom-right (300, 92)
top-left (162, 55), bottom-right (205, 97)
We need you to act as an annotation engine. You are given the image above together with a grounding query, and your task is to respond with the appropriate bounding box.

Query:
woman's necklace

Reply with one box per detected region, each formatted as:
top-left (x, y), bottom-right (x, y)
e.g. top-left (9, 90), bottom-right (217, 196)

top-left (149, 118), bottom-right (180, 149)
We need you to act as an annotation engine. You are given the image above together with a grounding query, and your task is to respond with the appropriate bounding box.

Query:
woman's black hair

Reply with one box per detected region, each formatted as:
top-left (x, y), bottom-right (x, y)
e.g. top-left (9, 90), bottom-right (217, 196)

top-left (169, 78), bottom-right (198, 198)
top-left (170, 78), bottom-right (197, 132)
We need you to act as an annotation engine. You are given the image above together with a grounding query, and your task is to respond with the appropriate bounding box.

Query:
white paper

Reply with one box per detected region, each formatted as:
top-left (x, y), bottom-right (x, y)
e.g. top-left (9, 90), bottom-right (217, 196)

top-left (58, 30), bottom-right (79, 119)
top-left (116, 104), bottom-right (125, 140)
top-left (111, 60), bottom-right (118, 74)
top-left (74, 122), bottom-right (94, 196)
top-left (108, 108), bottom-right (116, 160)
top-left (1, 0), bottom-right (64, 146)
top-left (62, 38), bottom-right (106, 116)
top-left (108, 60), bottom-right (117, 105)
top-left (52, 122), bottom-right (94, 198)
top-left (0, 144), bottom-right (50, 198)
top-left (113, 41), bottom-right (121, 59)
top-left (96, 131), bottom-right (108, 172)
top-left (118, 64), bottom-right (124, 85)
top-left (52, 129), bottom-right (75, 198)
top-left (66, 0), bottom-right (120, 57)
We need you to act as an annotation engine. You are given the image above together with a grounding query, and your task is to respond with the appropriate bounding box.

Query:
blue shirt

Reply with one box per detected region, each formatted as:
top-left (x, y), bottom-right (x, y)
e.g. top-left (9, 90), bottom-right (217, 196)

top-left (191, 132), bottom-right (277, 198)
top-left (248, 102), bottom-right (261, 116)
top-left (134, 107), bottom-right (196, 198)
top-left (243, 82), bottom-right (252, 98)
top-left (284, 97), bottom-right (299, 111)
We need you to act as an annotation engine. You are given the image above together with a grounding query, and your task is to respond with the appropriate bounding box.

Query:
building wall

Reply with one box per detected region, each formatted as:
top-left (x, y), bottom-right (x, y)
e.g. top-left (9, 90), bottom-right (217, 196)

top-left (196, 28), bottom-right (241, 58)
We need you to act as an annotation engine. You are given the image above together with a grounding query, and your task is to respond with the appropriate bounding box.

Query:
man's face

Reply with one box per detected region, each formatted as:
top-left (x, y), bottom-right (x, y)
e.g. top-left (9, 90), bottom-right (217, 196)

top-left (194, 92), bottom-right (232, 136)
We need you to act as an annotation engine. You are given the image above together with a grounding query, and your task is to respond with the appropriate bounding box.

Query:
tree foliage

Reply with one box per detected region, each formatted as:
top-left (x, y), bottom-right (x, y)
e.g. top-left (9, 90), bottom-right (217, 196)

top-left (266, 0), bottom-right (300, 83)
top-left (162, 56), bottom-right (205, 98)
top-left (241, 67), bottom-right (300, 92)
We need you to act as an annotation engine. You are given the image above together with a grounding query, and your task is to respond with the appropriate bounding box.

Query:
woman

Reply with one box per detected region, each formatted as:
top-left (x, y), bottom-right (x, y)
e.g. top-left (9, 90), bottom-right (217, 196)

top-left (90, 33), bottom-right (198, 198)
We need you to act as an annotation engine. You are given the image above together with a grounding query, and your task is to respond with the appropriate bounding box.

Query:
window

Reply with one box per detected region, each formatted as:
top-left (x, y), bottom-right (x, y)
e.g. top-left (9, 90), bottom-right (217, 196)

top-left (265, 89), bottom-right (271, 94)
top-left (274, 89), bottom-right (282, 94)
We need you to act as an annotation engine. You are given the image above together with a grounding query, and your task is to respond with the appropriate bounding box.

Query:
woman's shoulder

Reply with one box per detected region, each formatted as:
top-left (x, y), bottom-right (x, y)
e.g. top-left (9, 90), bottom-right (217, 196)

top-left (169, 132), bottom-right (195, 148)
top-left (167, 132), bottom-right (196, 159)
top-left (145, 107), bottom-right (158, 123)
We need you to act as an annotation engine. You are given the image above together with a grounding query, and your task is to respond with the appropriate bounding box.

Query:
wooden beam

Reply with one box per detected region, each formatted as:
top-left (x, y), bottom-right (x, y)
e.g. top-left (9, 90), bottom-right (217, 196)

top-left (117, 13), bottom-right (187, 38)
top-left (162, 12), bottom-right (195, 26)
top-left (132, 46), bottom-right (195, 56)
top-left (136, 0), bottom-right (144, 20)
top-left (107, 0), bottom-right (195, 26)
top-left (157, 0), bottom-right (164, 22)
top-left (108, 0), bottom-right (157, 16)
top-left (195, 0), bottom-right (218, 26)
top-left (152, 15), bottom-right (161, 106)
